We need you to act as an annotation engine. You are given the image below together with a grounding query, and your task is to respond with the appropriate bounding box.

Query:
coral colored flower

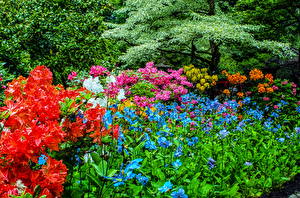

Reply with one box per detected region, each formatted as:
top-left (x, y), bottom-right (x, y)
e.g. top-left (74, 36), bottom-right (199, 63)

top-left (223, 89), bottom-right (230, 95)
top-left (249, 69), bottom-right (264, 81)
top-left (264, 73), bottom-right (274, 83)
top-left (237, 92), bottom-right (244, 98)
top-left (266, 87), bottom-right (274, 93)
top-left (227, 72), bottom-right (247, 84)
top-left (258, 87), bottom-right (265, 93)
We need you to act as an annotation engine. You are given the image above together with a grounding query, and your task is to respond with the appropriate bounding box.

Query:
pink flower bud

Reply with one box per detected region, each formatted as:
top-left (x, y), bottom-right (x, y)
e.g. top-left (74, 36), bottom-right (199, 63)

top-left (272, 85), bottom-right (279, 91)
top-left (246, 91), bottom-right (252, 96)
top-left (263, 97), bottom-right (270, 101)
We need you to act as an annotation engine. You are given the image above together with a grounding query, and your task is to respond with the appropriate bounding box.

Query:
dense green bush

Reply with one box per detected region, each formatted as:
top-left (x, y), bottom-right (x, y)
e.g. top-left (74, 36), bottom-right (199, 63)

top-left (0, 0), bottom-right (123, 84)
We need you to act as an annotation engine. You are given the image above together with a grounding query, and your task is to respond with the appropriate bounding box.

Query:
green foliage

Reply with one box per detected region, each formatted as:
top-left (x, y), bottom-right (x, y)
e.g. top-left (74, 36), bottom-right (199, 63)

top-left (103, 0), bottom-right (295, 71)
top-left (0, 0), bottom-right (123, 84)
top-left (235, 0), bottom-right (299, 48)
top-left (130, 81), bottom-right (157, 98)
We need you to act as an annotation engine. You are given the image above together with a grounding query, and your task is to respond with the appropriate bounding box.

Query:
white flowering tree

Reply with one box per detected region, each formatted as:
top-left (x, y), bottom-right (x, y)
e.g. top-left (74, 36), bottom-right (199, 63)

top-left (103, 0), bottom-right (295, 71)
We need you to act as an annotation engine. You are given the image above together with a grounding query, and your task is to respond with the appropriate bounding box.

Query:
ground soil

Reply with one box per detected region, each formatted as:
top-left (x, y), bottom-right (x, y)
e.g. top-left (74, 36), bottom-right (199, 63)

top-left (260, 174), bottom-right (300, 198)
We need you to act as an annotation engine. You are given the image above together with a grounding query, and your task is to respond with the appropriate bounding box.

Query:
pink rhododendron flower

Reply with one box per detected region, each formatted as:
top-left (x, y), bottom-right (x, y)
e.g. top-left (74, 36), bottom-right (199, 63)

top-left (105, 83), bottom-right (120, 98)
top-left (156, 90), bottom-right (171, 101)
top-left (291, 82), bottom-right (297, 88)
top-left (297, 101), bottom-right (300, 105)
top-left (90, 65), bottom-right (110, 77)
top-left (133, 96), bottom-right (155, 107)
top-left (68, 71), bottom-right (77, 80)
top-left (281, 80), bottom-right (288, 85)
top-left (292, 88), bottom-right (297, 95)
top-left (146, 61), bottom-right (155, 67)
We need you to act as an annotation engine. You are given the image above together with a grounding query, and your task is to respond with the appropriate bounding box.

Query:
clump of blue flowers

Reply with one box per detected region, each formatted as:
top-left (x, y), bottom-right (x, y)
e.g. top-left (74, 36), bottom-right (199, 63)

top-left (159, 181), bottom-right (173, 193)
top-left (171, 188), bottom-right (188, 198)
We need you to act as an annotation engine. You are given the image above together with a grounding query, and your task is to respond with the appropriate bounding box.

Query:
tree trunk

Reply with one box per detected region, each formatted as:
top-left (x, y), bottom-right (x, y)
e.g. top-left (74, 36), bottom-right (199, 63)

top-left (207, 0), bottom-right (220, 72)
top-left (191, 39), bottom-right (197, 65)
top-left (210, 40), bottom-right (220, 72)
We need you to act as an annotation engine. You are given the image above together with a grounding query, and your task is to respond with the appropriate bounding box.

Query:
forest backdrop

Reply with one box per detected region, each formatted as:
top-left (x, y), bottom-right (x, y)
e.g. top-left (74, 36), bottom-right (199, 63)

top-left (0, 0), bottom-right (299, 84)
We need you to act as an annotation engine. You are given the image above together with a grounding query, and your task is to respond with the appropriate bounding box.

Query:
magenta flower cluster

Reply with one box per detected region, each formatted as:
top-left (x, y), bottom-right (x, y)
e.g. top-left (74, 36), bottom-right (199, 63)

top-left (90, 65), bottom-right (110, 77)
top-left (112, 62), bottom-right (193, 106)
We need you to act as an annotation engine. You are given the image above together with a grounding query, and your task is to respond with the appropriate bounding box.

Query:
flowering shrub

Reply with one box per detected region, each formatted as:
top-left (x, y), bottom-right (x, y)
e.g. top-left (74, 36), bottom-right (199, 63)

top-left (222, 70), bottom-right (247, 85)
top-left (0, 66), bottom-right (119, 197)
top-left (183, 64), bottom-right (218, 92)
top-left (220, 69), bottom-right (299, 110)
top-left (67, 62), bottom-right (193, 107)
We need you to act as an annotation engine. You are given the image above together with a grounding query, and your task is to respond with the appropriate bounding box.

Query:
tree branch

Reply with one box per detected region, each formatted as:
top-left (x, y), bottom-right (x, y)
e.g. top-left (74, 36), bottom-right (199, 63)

top-left (159, 48), bottom-right (211, 64)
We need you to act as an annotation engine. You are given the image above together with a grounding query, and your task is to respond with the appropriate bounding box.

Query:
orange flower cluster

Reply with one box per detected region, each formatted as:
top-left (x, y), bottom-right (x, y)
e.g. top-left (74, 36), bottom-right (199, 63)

top-left (222, 70), bottom-right (247, 84)
top-left (249, 69), bottom-right (264, 81)
top-left (265, 73), bottom-right (274, 84)
top-left (257, 83), bottom-right (274, 93)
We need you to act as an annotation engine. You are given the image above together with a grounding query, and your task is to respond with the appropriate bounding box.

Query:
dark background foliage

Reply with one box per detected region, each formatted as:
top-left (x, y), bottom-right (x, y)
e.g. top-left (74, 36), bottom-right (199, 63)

top-left (0, 0), bottom-right (124, 84)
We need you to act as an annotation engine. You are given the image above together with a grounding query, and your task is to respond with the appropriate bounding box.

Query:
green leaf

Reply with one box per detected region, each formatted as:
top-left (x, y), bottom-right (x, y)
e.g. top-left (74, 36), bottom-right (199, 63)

top-left (90, 152), bottom-right (101, 164)
top-left (92, 160), bottom-right (108, 177)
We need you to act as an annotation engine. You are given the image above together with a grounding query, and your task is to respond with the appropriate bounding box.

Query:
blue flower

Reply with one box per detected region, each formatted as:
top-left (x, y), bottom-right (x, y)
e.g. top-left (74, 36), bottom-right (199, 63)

top-left (103, 110), bottom-right (113, 129)
top-left (217, 129), bottom-right (230, 139)
top-left (77, 111), bottom-right (84, 119)
top-left (104, 159), bottom-right (143, 187)
top-left (242, 97), bottom-right (251, 105)
top-left (158, 137), bottom-right (172, 148)
top-left (280, 100), bottom-right (288, 105)
top-left (158, 181), bottom-right (173, 193)
top-left (187, 137), bottom-right (199, 146)
top-left (264, 121), bottom-right (273, 129)
top-left (136, 173), bottom-right (149, 185)
top-left (144, 140), bottom-right (157, 150)
top-left (277, 138), bottom-right (285, 143)
top-left (117, 130), bottom-right (126, 153)
top-left (172, 159), bottom-right (182, 169)
top-left (207, 157), bottom-right (216, 169)
top-left (174, 146), bottom-right (183, 157)
top-left (38, 154), bottom-right (47, 165)
top-left (270, 112), bottom-right (279, 118)
top-left (171, 188), bottom-right (188, 198)
top-left (124, 159), bottom-right (143, 172)
top-left (296, 106), bottom-right (300, 113)
top-left (295, 127), bottom-right (300, 135)
top-left (244, 162), bottom-right (253, 166)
